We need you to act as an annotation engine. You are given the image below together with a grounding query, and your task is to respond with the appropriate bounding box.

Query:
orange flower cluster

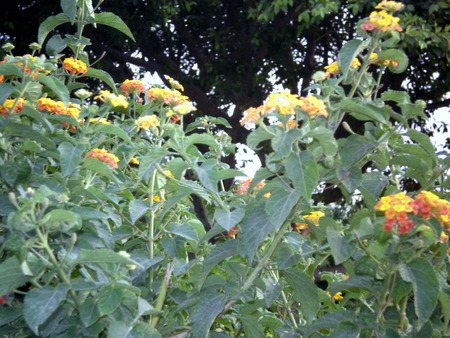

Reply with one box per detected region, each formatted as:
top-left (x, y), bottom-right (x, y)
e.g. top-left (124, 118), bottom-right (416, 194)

top-left (410, 191), bottom-right (450, 230)
top-left (361, 1), bottom-right (403, 33)
top-left (266, 92), bottom-right (303, 116)
top-left (87, 149), bottom-right (120, 169)
top-left (121, 79), bottom-right (146, 95)
top-left (240, 105), bottom-right (269, 126)
top-left (375, 191), bottom-right (450, 235)
top-left (298, 95), bottom-right (328, 118)
top-left (374, 192), bottom-right (414, 234)
top-left (0, 98), bottom-right (26, 117)
top-left (228, 227), bottom-right (238, 238)
top-left (147, 88), bottom-right (186, 105)
top-left (236, 178), bottom-right (265, 195)
top-left (369, 53), bottom-right (398, 67)
top-left (36, 98), bottom-right (81, 130)
top-left (63, 57), bottom-right (87, 75)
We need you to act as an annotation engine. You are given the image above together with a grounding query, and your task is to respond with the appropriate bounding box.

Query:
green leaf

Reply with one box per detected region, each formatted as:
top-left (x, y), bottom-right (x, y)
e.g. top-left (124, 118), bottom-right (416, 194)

top-left (241, 202), bottom-right (278, 263)
top-left (188, 134), bottom-right (220, 152)
top-left (274, 243), bottom-right (301, 270)
top-left (45, 34), bottom-right (67, 55)
top-left (190, 289), bottom-right (226, 338)
top-left (218, 168), bottom-right (245, 180)
top-left (38, 13), bottom-right (70, 45)
top-left (284, 151), bottom-right (319, 201)
top-left (138, 148), bottom-right (168, 182)
top-left (1, 161), bottom-right (18, 186)
top-left (98, 284), bottom-right (124, 316)
top-left (71, 206), bottom-right (108, 220)
top-left (360, 172), bottom-right (388, 199)
top-left (0, 257), bottom-right (30, 297)
top-left (326, 226), bottom-right (356, 264)
top-left (23, 82), bottom-right (43, 102)
top-left (248, 167), bottom-right (273, 191)
top-left (271, 128), bottom-right (302, 160)
top-left (337, 165), bottom-right (362, 194)
top-left (328, 276), bottom-right (375, 294)
top-left (265, 188), bottom-right (300, 226)
top-left (37, 73), bottom-right (70, 106)
top-left (84, 68), bottom-right (118, 93)
top-left (167, 222), bottom-right (199, 242)
top-left (339, 134), bottom-right (376, 170)
top-left (406, 129), bottom-right (437, 160)
top-left (79, 297), bottom-right (100, 327)
top-left (23, 285), bottom-right (70, 334)
top-left (76, 248), bottom-right (141, 266)
top-left (214, 208), bottom-right (245, 231)
top-left (43, 209), bottom-right (82, 233)
top-left (283, 268), bottom-right (320, 323)
top-left (0, 64), bottom-right (24, 77)
top-left (247, 127), bottom-right (274, 149)
top-left (381, 90), bottom-right (410, 104)
top-left (58, 141), bottom-right (85, 177)
top-left (0, 83), bottom-right (14, 103)
top-left (339, 39), bottom-right (364, 79)
top-left (340, 98), bottom-right (389, 124)
top-left (377, 49), bottom-right (408, 73)
top-left (92, 123), bottom-right (133, 144)
top-left (399, 258), bottom-right (439, 328)
top-left (195, 159), bottom-right (219, 192)
top-left (83, 157), bottom-right (114, 178)
top-left (129, 200), bottom-right (150, 224)
top-left (331, 321), bottom-right (360, 338)
top-left (60, 0), bottom-right (77, 23)
top-left (305, 126), bottom-right (338, 157)
top-left (3, 121), bottom-right (56, 149)
top-left (107, 321), bottom-right (162, 338)
top-left (0, 307), bottom-right (22, 326)
top-left (240, 314), bottom-right (265, 338)
top-left (94, 12), bottom-right (135, 42)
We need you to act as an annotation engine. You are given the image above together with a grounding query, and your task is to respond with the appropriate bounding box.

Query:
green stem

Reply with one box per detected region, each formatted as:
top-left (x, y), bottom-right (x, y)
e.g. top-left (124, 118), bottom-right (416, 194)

top-left (270, 270), bottom-right (297, 328)
top-left (150, 263), bottom-right (173, 327)
top-left (354, 231), bottom-right (381, 266)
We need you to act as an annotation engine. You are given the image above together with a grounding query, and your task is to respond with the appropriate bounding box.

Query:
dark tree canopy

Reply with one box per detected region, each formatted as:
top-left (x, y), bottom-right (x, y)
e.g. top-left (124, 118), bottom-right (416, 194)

top-left (1, 0), bottom-right (449, 147)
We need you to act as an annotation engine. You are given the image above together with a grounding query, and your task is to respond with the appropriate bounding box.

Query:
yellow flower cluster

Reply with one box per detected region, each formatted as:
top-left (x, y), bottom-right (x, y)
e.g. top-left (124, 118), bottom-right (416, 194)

top-left (135, 115), bottom-right (160, 131)
top-left (298, 95), bottom-right (328, 118)
top-left (89, 117), bottom-right (110, 125)
top-left (375, 0), bottom-right (404, 12)
top-left (130, 157), bottom-right (139, 165)
top-left (63, 57), bottom-right (87, 75)
top-left (369, 53), bottom-right (398, 67)
top-left (94, 90), bottom-right (129, 108)
top-left (295, 211), bottom-right (325, 231)
top-left (166, 76), bottom-right (184, 91)
top-left (361, 9), bottom-right (402, 33)
top-left (327, 291), bottom-right (343, 301)
top-left (87, 148), bottom-right (120, 169)
top-left (266, 92), bottom-right (303, 116)
top-left (324, 58), bottom-right (361, 76)
top-left (36, 98), bottom-right (82, 130)
top-left (0, 98), bottom-right (26, 117)
top-left (121, 79), bottom-right (146, 95)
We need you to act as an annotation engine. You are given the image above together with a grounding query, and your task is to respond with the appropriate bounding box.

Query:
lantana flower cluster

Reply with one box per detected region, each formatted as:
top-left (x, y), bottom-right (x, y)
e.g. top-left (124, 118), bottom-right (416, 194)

top-left (295, 211), bottom-right (325, 232)
top-left (361, 1), bottom-right (403, 33)
top-left (87, 148), bottom-right (120, 169)
top-left (94, 90), bottom-right (129, 108)
top-left (135, 115), bottom-right (160, 131)
top-left (147, 87), bottom-right (196, 115)
top-left (36, 97), bottom-right (82, 130)
top-left (236, 178), bottom-right (266, 195)
top-left (120, 79), bottom-right (146, 96)
top-left (0, 98), bottom-right (26, 117)
top-left (241, 92), bottom-right (328, 126)
top-left (324, 58), bottom-right (361, 77)
top-left (62, 57), bottom-right (87, 75)
top-left (375, 191), bottom-right (450, 235)
top-left (369, 53), bottom-right (398, 67)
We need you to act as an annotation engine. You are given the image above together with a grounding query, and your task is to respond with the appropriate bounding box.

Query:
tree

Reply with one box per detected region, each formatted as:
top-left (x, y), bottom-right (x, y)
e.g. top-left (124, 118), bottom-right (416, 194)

top-left (1, 0), bottom-right (449, 149)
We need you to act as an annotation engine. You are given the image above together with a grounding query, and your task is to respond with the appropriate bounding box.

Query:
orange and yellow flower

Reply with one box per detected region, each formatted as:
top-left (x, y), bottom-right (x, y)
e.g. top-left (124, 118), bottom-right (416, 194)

top-left (94, 90), bottom-right (128, 108)
top-left (147, 88), bottom-right (188, 105)
top-left (121, 79), bottom-right (146, 95)
top-left (90, 117), bottom-right (110, 125)
top-left (324, 58), bottom-right (360, 76)
top-left (375, 0), bottom-right (404, 12)
top-left (87, 148), bottom-right (120, 169)
top-left (294, 211), bottom-right (325, 232)
top-left (236, 178), bottom-right (265, 195)
top-left (135, 115), bottom-right (160, 131)
top-left (327, 291), bottom-right (344, 301)
top-left (298, 95), bottom-right (328, 118)
top-left (63, 57), bottom-right (87, 75)
top-left (0, 98), bottom-right (26, 117)
top-left (361, 9), bottom-right (402, 33)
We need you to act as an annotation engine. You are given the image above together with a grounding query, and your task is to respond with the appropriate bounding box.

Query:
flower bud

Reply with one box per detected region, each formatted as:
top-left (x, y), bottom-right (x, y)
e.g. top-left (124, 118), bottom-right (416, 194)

top-left (41, 197), bottom-right (49, 209)
top-left (25, 187), bottom-right (35, 198)
top-left (312, 71), bottom-right (328, 82)
top-left (8, 192), bottom-right (18, 208)
top-left (71, 233), bottom-right (77, 245)
top-left (75, 89), bottom-right (93, 100)
top-left (2, 42), bottom-right (15, 51)
top-left (29, 42), bottom-right (42, 51)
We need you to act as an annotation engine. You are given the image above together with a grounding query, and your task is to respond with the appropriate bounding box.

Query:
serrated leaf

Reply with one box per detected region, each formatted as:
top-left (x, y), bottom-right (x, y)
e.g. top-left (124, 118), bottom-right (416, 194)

top-left (271, 128), bottom-right (302, 160)
top-left (0, 83), bottom-right (14, 103)
top-left (138, 148), bottom-right (168, 182)
top-left (191, 289), bottom-right (226, 338)
top-left (195, 159), bottom-right (218, 192)
top-left (23, 285), bottom-right (70, 334)
top-left (84, 68), bottom-right (117, 93)
top-left (3, 121), bottom-right (55, 149)
top-left (93, 123), bottom-right (132, 144)
top-left (240, 314), bottom-right (265, 338)
top-left (76, 248), bottom-right (140, 266)
top-left (337, 166), bottom-right (362, 194)
top-left (247, 127), bottom-right (274, 149)
top-left (38, 13), bottom-right (70, 45)
top-left (339, 39), bottom-right (364, 79)
top-left (79, 297), bottom-right (100, 327)
top-left (0, 257), bottom-right (30, 297)
top-left (214, 208), bottom-right (245, 231)
top-left (43, 209), bottom-right (82, 233)
top-left (284, 151), bottom-right (319, 201)
top-left (331, 321), bottom-right (360, 338)
top-left (241, 202), bottom-right (278, 263)
top-left (37, 73), bottom-right (70, 105)
top-left (265, 188), bottom-right (300, 226)
top-left (399, 258), bottom-right (439, 328)
top-left (46, 34), bottom-right (67, 55)
top-left (94, 12), bottom-right (135, 42)
top-left (283, 268), bottom-right (320, 323)
top-left (58, 141), bottom-right (84, 177)
top-left (188, 134), bottom-right (220, 151)
top-left (305, 126), bottom-right (338, 157)
top-left (0, 64), bottom-right (24, 77)
top-left (129, 199), bottom-right (150, 224)
top-left (83, 157), bottom-right (114, 178)
top-left (339, 134), bottom-right (376, 170)
top-left (167, 222), bottom-right (199, 242)
top-left (60, 0), bottom-right (77, 23)
top-left (98, 284), bottom-right (124, 316)
top-left (340, 98), bottom-right (389, 124)
top-left (326, 226), bottom-right (356, 265)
